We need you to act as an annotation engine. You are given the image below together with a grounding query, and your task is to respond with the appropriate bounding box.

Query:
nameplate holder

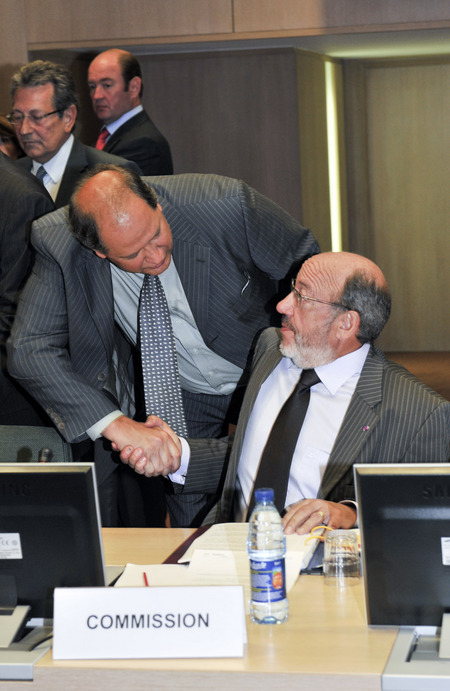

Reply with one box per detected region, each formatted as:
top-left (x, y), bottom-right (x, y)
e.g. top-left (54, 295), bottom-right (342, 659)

top-left (53, 585), bottom-right (246, 659)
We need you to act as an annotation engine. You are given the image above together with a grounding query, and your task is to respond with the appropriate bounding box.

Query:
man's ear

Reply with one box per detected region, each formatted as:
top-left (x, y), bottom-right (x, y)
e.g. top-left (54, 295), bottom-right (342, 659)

top-left (63, 104), bottom-right (77, 132)
top-left (93, 249), bottom-right (107, 260)
top-left (128, 76), bottom-right (141, 98)
top-left (337, 310), bottom-right (360, 341)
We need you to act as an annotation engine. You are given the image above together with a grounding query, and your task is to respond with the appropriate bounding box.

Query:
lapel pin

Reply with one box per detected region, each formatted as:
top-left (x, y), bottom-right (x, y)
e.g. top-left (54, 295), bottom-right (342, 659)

top-left (363, 425), bottom-right (370, 432)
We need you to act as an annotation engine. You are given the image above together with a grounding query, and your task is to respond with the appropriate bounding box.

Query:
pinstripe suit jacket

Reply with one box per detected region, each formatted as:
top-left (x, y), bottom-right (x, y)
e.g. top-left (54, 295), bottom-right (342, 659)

top-left (8, 175), bottom-right (318, 456)
top-left (185, 328), bottom-right (450, 524)
top-left (16, 137), bottom-right (141, 208)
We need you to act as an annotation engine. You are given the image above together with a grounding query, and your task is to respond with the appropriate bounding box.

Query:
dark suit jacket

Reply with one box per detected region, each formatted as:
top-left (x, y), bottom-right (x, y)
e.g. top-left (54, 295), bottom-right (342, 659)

top-left (184, 328), bottom-right (450, 524)
top-left (8, 174), bottom-right (318, 481)
top-left (101, 110), bottom-right (173, 176)
top-left (16, 137), bottom-right (141, 208)
top-left (0, 152), bottom-right (54, 424)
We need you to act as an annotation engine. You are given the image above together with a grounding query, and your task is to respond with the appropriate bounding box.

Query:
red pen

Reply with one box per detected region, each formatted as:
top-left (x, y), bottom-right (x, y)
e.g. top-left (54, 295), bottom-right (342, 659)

top-left (143, 572), bottom-right (149, 586)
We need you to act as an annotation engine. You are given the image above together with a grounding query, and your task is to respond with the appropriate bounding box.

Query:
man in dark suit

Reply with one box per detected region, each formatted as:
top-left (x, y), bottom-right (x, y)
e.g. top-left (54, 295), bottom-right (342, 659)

top-left (8, 165), bottom-right (318, 527)
top-left (10, 59), bottom-right (140, 208)
top-left (88, 49), bottom-right (173, 176)
top-left (121, 251), bottom-right (450, 533)
top-left (0, 152), bottom-right (54, 425)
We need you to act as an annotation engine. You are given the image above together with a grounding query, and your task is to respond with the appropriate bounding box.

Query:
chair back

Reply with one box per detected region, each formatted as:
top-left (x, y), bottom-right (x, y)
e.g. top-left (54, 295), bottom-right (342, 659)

top-left (0, 425), bottom-right (72, 463)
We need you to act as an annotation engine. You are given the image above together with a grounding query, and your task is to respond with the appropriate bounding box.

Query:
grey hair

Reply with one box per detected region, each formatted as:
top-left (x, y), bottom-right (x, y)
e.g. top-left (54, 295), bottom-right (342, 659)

top-left (11, 60), bottom-right (79, 112)
top-left (340, 272), bottom-right (391, 343)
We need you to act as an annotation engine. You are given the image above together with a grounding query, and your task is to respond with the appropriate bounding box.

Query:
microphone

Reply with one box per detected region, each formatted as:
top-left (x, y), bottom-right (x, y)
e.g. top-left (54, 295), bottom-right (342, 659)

top-left (38, 447), bottom-right (53, 463)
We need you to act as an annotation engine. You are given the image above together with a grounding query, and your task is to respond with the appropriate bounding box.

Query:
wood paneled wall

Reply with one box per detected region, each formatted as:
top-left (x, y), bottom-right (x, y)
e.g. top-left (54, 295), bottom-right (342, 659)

top-left (344, 58), bottom-right (450, 351)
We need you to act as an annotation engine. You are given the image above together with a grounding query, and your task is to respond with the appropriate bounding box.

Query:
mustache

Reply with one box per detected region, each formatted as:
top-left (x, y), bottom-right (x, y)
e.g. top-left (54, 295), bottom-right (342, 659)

top-left (281, 316), bottom-right (294, 331)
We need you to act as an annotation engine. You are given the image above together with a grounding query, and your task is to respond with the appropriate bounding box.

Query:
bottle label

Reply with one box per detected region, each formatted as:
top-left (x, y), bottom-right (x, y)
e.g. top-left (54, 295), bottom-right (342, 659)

top-left (249, 557), bottom-right (286, 603)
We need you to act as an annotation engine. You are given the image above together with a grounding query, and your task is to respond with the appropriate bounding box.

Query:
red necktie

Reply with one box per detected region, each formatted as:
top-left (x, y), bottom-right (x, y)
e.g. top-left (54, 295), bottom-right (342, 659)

top-left (95, 128), bottom-right (109, 150)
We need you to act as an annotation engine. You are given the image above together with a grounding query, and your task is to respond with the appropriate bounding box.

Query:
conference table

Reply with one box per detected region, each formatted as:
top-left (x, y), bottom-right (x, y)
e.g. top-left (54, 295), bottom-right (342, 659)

top-left (4, 528), bottom-right (398, 690)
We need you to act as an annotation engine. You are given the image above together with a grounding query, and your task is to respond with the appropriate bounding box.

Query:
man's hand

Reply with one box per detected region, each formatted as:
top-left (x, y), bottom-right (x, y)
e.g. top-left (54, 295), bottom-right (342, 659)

top-left (282, 498), bottom-right (357, 535)
top-left (102, 415), bottom-right (181, 478)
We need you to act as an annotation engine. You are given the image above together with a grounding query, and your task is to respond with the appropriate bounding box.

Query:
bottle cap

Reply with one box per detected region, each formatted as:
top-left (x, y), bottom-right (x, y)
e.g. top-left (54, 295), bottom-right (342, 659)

top-left (254, 487), bottom-right (274, 503)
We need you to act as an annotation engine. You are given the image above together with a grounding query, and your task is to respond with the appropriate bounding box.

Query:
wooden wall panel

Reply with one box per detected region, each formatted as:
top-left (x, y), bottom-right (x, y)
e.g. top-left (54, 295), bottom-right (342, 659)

top-left (25, 0), bottom-right (233, 47)
top-left (346, 59), bottom-right (450, 351)
top-left (133, 50), bottom-right (303, 220)
top-left (234, 0), bottom-right (450, 34)
top-left (0, 0), bottom-right (29, 113)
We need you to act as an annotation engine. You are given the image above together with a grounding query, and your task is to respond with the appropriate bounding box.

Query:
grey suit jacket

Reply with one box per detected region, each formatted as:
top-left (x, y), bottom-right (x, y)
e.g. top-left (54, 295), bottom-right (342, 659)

top-left (8, 174), bottom-right (318, 467)
top-left (16, 137), bottom-right (141, 208)
top-left (101, 110), bottom-right (173, 176)
top-left (185, 328), bottom-right (450, 524)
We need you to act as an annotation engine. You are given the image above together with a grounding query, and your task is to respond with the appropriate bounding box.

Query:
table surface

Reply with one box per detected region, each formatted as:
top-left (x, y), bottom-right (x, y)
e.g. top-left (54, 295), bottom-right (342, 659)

top-left (3, 528), bottom-right (399, 691)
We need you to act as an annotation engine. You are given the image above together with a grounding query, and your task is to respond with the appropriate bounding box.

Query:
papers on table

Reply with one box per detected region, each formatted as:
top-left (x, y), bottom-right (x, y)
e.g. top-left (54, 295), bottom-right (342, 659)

top-left (115, 523), bottom-right (319, 611)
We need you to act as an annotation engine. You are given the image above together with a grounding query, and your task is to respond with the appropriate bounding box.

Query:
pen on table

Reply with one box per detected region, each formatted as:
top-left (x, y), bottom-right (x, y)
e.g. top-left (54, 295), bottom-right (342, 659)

top-left (143, 572), bottom-right (149, 587)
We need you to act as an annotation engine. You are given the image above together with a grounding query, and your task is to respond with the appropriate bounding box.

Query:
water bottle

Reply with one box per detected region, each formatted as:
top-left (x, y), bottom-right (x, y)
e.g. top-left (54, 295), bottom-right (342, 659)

top-left (247, 487), bottom-right (289, 624)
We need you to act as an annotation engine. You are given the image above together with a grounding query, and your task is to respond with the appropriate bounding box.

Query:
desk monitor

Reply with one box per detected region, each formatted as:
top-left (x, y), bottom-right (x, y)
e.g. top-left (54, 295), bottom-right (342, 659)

top-left (355, 463), bottom-right (450, 627)
top-left (0, 463), bottom-right (106, 624)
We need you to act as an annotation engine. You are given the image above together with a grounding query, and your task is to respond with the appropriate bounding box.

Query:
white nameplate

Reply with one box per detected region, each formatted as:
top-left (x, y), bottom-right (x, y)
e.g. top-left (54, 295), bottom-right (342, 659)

top-left (53, 585), bottom-right (246, 659)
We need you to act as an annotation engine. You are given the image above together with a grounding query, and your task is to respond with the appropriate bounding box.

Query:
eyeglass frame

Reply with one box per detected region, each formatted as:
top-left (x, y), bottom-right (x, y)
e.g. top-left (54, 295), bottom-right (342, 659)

top-left (290, 278), bottom-right (353, 312)
top-left (8, 109), bottom-right (63, 127)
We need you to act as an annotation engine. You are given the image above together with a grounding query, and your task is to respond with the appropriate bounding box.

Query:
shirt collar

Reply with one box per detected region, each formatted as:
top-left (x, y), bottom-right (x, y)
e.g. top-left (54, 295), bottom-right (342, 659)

top-left (31, 134), bottom-right (74, 184)
top-left (285, 342), bottom-right (371, 395)
top-left (105, 105), bottom-right (143, 137)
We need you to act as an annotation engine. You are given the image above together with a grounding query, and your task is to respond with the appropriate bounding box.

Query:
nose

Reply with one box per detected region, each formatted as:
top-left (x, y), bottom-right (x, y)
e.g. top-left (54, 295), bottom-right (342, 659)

top-left (18, 115), bottom-right (33, 135)
top-left (92, 85), bottom-right (103, 101)
top-left (143, 244), bottom-right (165, 266)
top-left (277, 291), bottom-right (295, 315)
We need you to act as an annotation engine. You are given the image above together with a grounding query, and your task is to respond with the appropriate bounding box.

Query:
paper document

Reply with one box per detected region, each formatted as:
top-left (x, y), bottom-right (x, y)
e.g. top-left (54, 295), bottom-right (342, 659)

top-left (115, 523), bottom-right (319, 611)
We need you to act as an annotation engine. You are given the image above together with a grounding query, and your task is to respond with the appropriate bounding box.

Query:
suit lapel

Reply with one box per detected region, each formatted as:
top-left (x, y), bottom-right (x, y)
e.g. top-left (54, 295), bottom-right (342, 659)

top-left (319, 346), bottom-right (385, 498)
top-left (162, 199), bottom-right (211, 339)
top-left (76, 246), bottom-right (115, 356)
top-left (219, 331), bottom-right (282, 520)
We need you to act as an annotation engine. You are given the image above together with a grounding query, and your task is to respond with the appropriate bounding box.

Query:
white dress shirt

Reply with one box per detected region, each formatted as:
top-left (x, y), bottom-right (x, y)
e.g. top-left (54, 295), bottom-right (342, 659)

top-left (31, 134), bottom-right (74, 201)
top-left (234, 343), bottom-right (370, 519)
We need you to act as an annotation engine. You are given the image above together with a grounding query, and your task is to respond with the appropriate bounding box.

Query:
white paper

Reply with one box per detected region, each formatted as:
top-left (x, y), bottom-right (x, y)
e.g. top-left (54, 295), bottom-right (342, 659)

top-left (115, 523), bottom-right (319, 612)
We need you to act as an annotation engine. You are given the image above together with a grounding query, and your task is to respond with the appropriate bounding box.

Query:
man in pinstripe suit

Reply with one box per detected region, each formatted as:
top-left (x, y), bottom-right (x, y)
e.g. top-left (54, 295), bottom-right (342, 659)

top-left (122, 251), bottom-right (450, 533)
top-left (8, 165), bottom-right (319, 527)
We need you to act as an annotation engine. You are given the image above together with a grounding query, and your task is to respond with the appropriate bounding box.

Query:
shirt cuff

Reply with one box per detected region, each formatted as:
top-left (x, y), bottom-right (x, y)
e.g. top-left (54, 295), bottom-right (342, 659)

top-left (87, 410), bottom-right (124, 441)
top-left (168, 437), bottom-right (190, 485)
top-left (339, 499), bottom-right (358, 527)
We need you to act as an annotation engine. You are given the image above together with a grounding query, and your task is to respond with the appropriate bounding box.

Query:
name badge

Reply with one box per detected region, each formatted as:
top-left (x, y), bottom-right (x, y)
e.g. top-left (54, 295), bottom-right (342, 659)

top-left (53, 585), bottom-right (246, 659)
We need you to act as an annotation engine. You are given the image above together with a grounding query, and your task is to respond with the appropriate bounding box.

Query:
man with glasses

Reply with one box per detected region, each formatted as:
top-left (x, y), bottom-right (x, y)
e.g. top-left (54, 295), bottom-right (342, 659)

top-left (120, 251), bottom-right (450, 532)
top-left (10, 60), bottom-right (140, 208)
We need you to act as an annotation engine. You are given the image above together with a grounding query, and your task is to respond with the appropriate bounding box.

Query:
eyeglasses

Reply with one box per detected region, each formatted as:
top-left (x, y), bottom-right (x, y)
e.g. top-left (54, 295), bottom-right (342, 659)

top-left (8, 110), bottom-right (63, 127)
top-left (290, 279), bottom-right (350, 311)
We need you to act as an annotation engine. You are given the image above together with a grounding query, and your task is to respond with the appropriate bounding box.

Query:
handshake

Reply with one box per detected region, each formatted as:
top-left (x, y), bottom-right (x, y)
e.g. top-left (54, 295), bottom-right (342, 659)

top-left (102, 414), bottom-right (181, 478)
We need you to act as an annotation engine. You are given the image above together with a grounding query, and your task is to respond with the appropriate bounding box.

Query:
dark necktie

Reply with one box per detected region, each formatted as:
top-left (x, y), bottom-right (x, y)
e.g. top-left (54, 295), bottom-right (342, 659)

top-left (139, 274), bottom-right (188, 436)
top-left (35, 165), bottom-right (47, 183)
top-left (247, 368), bottom-right (321, 516)
top-left (95, 128), bottom-right (109, 150)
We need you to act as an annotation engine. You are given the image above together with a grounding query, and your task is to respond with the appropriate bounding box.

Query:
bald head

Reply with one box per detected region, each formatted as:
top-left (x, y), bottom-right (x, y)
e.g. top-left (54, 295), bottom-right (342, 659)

top-left (69, 164), bottom-right (158, 254)
top-left (300, 252), bottom-right (391, 344)
top-left (301, 252), bottom-right (388, 301)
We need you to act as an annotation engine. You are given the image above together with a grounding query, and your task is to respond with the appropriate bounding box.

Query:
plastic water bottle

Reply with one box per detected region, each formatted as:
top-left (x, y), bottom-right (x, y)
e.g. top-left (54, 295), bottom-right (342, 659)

top-left (247, 487), bottom-right (289, 624)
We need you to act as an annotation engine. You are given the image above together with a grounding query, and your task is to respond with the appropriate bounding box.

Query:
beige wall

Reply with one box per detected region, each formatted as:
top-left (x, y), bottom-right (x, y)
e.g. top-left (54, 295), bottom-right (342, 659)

top-left (345, 57), bottom-right (450, 351)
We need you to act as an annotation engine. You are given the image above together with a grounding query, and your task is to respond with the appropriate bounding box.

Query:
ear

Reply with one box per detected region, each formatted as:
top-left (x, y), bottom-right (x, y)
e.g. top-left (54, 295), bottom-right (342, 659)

top-left (63, 104), bottom-right (77, 132)
top-left (93, 249), bottom-right (107, 260)
top-left (336, 310), bottom-right (360, 342)
top-left (128, 76), bottom-right (141, 98)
